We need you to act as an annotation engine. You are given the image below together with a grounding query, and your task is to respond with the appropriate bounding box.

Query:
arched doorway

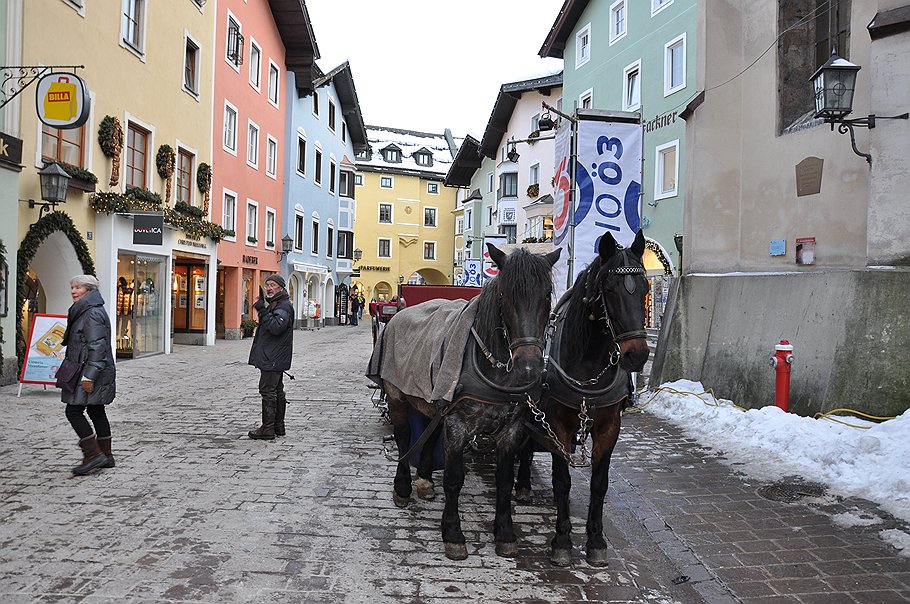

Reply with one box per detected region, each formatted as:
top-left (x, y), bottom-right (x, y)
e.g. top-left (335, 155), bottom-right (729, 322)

top-left (17, 212), bottom-right (93, 368)
top-left (643, 238), bottom-right (674, 330)
top-left (323, 276), bottom-right (335, 324)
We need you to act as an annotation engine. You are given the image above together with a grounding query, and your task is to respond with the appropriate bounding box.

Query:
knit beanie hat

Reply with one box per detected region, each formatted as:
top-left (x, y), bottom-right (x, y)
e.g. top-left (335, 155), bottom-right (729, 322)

top-left (265, 274), bottom-right (286, 289)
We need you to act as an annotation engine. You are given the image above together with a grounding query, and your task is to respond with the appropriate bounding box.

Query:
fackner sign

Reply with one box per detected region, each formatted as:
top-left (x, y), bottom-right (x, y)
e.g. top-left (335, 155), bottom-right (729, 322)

top-left (133, 213), bottom-right (164, 245)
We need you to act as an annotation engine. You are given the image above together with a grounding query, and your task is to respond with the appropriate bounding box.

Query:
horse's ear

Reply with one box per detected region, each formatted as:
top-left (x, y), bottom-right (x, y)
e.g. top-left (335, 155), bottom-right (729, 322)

top-left (544, 247), bottom-right (562, 267)
top-left (630, 229), bottom-right (646, 257)
top-left (598, 232), bottom-right (619, 261)
top-left (487, 243), bottom-right (507, 268)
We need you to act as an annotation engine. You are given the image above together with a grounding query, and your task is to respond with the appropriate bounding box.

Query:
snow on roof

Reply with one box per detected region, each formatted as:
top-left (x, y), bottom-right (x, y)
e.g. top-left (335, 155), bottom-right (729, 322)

top-left (357, 125), bottom-right (463, 177)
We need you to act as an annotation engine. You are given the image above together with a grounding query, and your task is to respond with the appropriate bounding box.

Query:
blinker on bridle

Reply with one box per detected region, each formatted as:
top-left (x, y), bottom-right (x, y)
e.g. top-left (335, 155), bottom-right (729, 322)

top-left (581, 253), bottom-right (647, 343)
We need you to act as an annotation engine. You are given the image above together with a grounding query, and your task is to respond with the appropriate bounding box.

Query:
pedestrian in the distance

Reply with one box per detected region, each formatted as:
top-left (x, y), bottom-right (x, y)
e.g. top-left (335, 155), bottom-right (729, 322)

top-left (60, 274), bottom-right (116, 475)
top-left (349, 292), bottom-right (361, 326)
top-left (248, 274), bottom-right (294, 439)
top-left (357, 293), bottom-right (365, 320)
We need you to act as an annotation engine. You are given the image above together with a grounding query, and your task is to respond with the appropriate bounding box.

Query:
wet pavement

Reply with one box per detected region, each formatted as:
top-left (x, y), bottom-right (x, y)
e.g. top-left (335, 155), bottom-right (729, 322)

top-left (0, 323), bottom-right (907, 603)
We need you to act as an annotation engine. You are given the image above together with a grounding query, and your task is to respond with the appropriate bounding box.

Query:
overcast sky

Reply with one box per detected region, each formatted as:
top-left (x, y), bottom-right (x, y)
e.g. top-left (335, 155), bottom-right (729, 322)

top-left (305, 0), bottom-right (565, 139)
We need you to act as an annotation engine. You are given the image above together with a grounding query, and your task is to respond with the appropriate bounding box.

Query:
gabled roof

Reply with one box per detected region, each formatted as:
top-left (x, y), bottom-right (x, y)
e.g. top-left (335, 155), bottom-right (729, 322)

top-left (478, 72), bottom-right (563, 159)
top-left (268, 0), bottom-right (320, 94)
top-left (444, 135), bottom-right (482, 187)
top-left (312, 61), bottom-right (369, 153)
top-left (538, 0), bottom-right (590, 59)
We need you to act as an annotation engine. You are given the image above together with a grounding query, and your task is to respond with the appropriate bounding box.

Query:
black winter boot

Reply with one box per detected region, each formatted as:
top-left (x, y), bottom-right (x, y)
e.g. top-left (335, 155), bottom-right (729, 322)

top-left (97, 436), bottom-right (115, 468)
top-left (248, 400), bottom-right (277, 440)
top-left (73, 435), bottom-right (110, 476)
top-left (275, 397), bottom-right (287, 436)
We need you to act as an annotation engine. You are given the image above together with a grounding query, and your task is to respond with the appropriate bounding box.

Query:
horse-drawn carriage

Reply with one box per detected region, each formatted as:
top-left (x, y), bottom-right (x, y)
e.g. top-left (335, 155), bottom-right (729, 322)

top-left (369, 284), bottom-right (482, 345)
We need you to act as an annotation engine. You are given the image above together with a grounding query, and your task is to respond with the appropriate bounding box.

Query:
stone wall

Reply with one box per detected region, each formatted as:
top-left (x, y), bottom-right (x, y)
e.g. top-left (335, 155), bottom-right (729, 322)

top-left (650, 269), bottom-right (910, 417)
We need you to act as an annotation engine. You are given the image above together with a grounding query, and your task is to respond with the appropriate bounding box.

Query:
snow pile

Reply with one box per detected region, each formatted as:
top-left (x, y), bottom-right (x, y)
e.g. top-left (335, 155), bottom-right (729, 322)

top-left (641, 379), bottom-right (910, 524)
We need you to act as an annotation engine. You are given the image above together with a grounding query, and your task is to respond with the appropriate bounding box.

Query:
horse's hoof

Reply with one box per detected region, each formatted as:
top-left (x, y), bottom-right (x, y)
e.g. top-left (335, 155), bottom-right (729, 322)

top-left (549, 548), bottom-right (572, 567)
top-left (514, 487), bottom-right (532, 504)
top-left (415, 478), bottom-right (435, 501)
top-left (393, 492), bottom-right (410, 508)
top-left (586, 548), bottom-right (609, 567)
top-left (495, 541), bottom-right (518, 558)
top-left (444, 542), bottom-right (468, 560)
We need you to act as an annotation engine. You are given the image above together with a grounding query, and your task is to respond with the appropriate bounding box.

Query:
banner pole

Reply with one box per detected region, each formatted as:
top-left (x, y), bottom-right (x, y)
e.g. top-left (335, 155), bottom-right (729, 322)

top-left (567, 107), bottom-right (578, 291)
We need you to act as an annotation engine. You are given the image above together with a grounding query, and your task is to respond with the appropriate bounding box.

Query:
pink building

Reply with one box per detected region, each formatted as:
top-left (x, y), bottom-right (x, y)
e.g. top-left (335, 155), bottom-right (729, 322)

top-left (212, 0), bottom-right (317, 338)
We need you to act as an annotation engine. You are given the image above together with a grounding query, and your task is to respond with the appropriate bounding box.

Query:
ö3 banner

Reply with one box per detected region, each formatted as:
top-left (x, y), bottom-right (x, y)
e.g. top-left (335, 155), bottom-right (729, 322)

top-left (552, 118), bottom-right (642, 296)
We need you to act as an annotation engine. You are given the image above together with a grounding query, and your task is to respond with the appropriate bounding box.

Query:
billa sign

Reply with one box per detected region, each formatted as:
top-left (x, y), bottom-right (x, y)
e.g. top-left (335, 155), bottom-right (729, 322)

top-left (133, 213), bottom-right (164, 245)
top-left (35, 72), bottom-right (91, 130)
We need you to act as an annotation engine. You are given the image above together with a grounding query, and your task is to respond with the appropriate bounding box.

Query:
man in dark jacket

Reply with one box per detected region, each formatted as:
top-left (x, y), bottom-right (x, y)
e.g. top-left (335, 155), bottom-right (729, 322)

top-left (247, 274), bottom-right (294, 439)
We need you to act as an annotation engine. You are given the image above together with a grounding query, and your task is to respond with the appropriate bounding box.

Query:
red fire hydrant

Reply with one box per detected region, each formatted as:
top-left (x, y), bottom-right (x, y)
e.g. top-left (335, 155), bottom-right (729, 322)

top-left (769, 340), bottom-right (794, 412)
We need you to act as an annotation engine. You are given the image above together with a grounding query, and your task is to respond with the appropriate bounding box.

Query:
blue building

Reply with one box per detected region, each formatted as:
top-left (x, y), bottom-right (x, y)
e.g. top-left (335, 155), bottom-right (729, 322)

top-left (282, 62), bottom-right (367, 326)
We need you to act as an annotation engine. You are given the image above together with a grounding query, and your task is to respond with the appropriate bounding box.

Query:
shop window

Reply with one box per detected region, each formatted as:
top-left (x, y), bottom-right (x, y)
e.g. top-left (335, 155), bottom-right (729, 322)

top-left (173, 263), bottom-right (207, 333)
top-left (126, 121), bottom-right (149, 188)
top-left (42, 123), bottom-right (85, 167)
top-left (117, 253), bottom-right (165, 358)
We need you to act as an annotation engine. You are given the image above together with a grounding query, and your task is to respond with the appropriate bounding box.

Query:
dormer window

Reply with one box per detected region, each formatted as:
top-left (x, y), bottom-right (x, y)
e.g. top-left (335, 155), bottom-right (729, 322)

top-left (414, 151), bottom-right (433, 167)
top-left (382, 146), bottom-right (401, 163)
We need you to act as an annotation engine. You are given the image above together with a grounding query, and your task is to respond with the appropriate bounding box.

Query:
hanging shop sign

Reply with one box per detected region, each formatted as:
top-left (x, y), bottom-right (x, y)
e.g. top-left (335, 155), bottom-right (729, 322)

top-left (19, 314), bottom-right (68, 386)
top-left (35, 72), bottom-right (91, 129)
top-left (133, 213), bottom-right (164, 245)
top-left (0, 130), bottom-right (23, 169)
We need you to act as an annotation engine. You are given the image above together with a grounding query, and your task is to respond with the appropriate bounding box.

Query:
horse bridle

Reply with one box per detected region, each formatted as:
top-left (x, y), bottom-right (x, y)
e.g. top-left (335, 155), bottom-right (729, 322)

top-left (585, 251), bottom-right (648, 346)
top-left (472, 292), bottom-right (546, 373)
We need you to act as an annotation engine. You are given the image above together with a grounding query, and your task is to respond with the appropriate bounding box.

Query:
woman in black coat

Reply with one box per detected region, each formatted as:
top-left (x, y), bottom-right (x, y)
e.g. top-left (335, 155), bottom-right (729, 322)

top-left (61, 274), bottom-right (115, 475)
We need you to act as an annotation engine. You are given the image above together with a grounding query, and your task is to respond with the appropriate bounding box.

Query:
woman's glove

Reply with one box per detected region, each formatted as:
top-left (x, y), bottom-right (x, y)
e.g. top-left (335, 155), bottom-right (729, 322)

top-left (82, 379), bottom-right (94, 394)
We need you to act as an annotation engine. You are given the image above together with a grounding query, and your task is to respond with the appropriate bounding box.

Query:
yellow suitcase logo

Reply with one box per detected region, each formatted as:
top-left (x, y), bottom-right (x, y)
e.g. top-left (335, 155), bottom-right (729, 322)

top-left (36, 72), bottom-right (91, 129)
top-left (43, 76), bottom-right (77, 121)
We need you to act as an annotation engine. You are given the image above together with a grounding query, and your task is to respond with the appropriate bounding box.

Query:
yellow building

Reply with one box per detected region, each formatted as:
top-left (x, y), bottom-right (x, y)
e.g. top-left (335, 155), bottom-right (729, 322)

top-left (16, 0), bottom-right (216, 365)
top-left (353, 126), bottom-right (459, 302)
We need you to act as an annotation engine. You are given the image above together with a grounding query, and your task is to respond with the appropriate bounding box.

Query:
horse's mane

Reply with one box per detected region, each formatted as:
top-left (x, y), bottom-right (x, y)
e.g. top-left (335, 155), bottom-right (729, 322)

top-left (560, 256), bottom-right (604, 362)
top-left (473, 248), bottom-right (554, 348)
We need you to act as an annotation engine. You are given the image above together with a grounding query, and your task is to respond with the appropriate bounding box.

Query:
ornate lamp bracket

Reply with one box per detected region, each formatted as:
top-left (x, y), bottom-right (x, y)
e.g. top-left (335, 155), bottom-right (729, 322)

top-left (0, 65), bottom-right (85, 109)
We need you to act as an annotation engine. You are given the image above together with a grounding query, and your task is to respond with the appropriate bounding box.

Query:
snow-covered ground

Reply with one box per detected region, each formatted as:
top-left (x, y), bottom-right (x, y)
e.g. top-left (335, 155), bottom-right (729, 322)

top-left (640, 379), bottom-right (910, 554)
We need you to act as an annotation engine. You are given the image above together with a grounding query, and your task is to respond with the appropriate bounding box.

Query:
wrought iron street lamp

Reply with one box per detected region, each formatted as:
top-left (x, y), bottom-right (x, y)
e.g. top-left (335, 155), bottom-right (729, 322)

top-left (277, 234), bottom-right (293, 259)
top-left (810, 53), bottom-right (908, 165)
top-left (27, 162), bottom-right (71, 220)
top-left (352, 247), bottom-right (362, 265)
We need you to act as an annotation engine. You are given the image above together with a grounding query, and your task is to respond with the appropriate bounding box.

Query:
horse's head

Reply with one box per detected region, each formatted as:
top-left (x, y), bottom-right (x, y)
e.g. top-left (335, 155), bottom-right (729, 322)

top-left (485, 243), bottom-right (562, 389)
top-left (584, 230), bottom-right (650, 372)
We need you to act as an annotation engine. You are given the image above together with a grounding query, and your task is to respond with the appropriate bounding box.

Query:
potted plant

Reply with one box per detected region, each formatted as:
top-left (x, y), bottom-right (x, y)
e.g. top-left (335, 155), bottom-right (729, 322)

top-left (240, 318), bottom-right (258, 338)
top-left (247, 236), bottom-right (258, 244)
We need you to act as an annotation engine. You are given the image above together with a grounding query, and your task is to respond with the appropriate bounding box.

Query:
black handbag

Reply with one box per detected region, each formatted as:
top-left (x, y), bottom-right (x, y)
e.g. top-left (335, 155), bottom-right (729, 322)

top-left (55, 359), bottom-right (84, 393)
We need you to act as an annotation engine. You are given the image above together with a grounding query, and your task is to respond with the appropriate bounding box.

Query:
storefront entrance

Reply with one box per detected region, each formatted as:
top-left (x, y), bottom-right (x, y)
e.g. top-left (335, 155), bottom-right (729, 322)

top-left (116, 253), bottom-right (166, 358)
top-left (172, 262), bottom-right (208, 336)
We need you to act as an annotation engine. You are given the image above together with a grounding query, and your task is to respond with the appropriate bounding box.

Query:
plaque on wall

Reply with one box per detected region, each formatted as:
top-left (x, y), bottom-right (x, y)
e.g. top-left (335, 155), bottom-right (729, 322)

top-left (795, 157), bottom-right (823, 197)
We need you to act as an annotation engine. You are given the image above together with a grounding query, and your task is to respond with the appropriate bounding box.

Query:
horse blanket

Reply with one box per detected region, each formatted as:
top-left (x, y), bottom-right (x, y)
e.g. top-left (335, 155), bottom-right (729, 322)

top-left (367, 297), bottom-right (478, 403)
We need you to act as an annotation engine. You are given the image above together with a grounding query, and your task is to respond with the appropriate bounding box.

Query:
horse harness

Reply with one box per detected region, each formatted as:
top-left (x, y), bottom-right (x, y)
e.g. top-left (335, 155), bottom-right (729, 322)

top-left (525, 250), bottom-right (647, 466)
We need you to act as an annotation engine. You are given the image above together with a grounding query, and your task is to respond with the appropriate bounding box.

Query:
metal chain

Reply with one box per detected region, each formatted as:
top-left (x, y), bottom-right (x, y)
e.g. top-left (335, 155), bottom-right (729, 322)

top-left (525, 395), bottom-right (592, 468)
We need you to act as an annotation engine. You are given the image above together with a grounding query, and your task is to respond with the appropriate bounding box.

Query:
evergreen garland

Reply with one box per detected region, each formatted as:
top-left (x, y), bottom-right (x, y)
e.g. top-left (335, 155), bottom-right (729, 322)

top-left (156, 144), bottom-right (176, 203)
top-left (16, 212), bottom-right (95, 372)
top-left (98, 116), bottom-right (124, 186)
top-left (56, 161), bottom-right (99, 184)
top-left (91, 191), bottom-right (226, 241)
top-left (196, 162), bottom-right (212, 214)
top-left (645, 239), bottom-right (673, 275)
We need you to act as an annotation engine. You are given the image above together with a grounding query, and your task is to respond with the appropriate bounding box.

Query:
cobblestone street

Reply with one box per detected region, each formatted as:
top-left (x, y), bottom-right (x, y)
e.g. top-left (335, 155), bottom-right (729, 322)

top-left (1, 324), bottom-right (908, 603)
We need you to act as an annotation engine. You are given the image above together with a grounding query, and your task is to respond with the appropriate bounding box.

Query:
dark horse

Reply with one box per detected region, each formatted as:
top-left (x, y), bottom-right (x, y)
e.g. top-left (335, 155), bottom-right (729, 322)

top-left (371, 244), bottom-right (560, 560)
top-left (517, 230), bottom-right (649, 567)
